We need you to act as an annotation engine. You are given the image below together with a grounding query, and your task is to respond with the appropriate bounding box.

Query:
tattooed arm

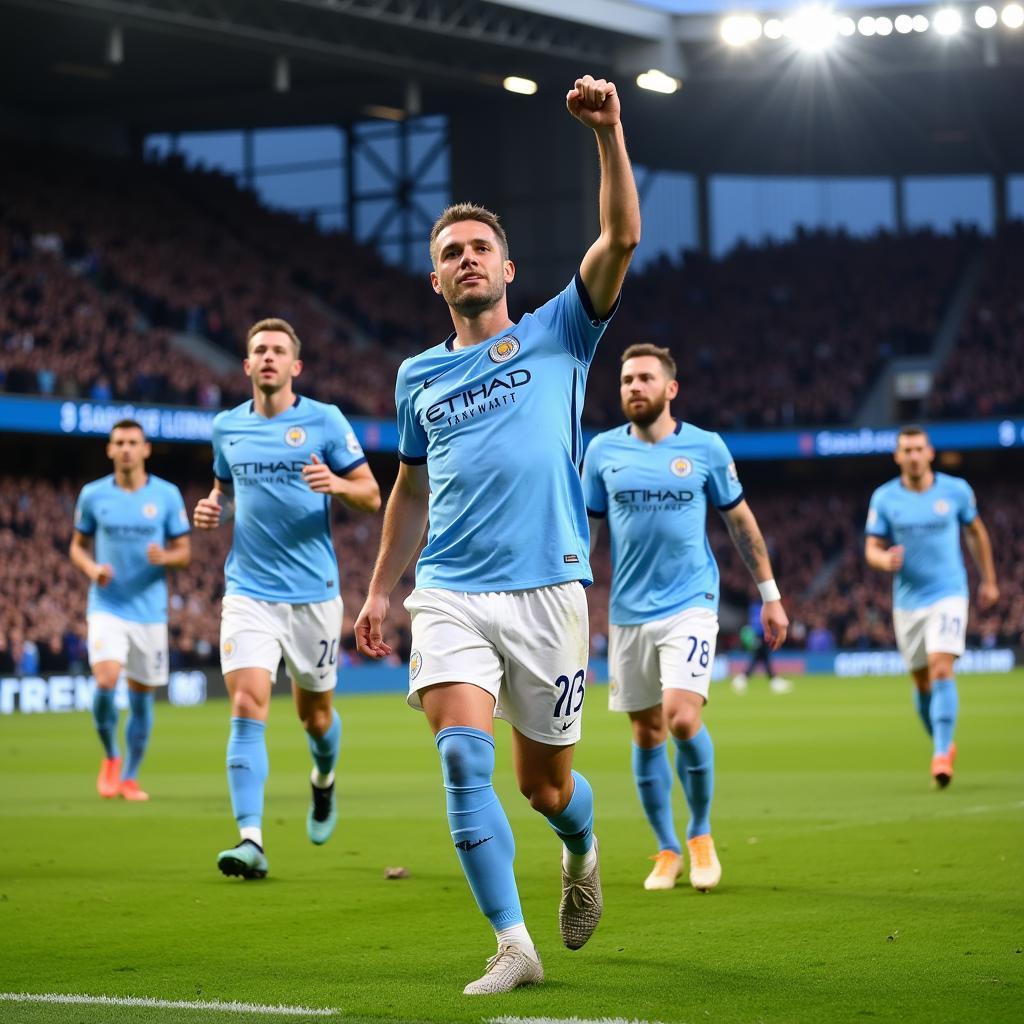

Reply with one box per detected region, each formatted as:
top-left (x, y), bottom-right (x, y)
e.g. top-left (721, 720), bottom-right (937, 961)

top-left (719, 500), bottom-right (789, 650)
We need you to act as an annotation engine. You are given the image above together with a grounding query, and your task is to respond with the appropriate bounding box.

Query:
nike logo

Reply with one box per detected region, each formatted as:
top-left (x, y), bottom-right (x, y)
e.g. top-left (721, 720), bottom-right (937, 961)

top-left (561, 719), bottom-right (577, 732)
top-left (422, 372), bottom-right (449, 389)
top-left (228, 438), bottom-right (242, 446)
top-left (610, 466), bottom-right (626, 473)
top-left (454, 836), bottom-right (494, 851)
top-left (318, 670), bottom-right (331, 680)
top-left (690, 671), bottom-right (704, 678)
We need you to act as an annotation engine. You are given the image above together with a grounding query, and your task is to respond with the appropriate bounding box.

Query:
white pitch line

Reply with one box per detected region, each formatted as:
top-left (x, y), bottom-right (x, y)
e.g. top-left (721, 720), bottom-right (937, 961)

top-left (0, 993), bottom-right (337, 1016)
top-left (488, 1018), bottom-right (667, 1024)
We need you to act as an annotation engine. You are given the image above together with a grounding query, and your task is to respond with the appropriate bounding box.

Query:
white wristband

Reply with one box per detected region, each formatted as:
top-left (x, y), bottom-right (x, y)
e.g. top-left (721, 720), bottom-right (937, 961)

top-left (757, 579), bottom-right (781, 603)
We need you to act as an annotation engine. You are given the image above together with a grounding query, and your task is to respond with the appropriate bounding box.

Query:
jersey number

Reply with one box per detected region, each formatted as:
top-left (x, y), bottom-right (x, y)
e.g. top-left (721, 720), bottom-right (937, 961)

top-left (553, 669), bottom-right (586, 719)
top-left (937, 614), bottom-right (962, 638)
top-left (686, 636), bottom-right (711, 669)
top-left (317, 639), bottom-right (338, 668)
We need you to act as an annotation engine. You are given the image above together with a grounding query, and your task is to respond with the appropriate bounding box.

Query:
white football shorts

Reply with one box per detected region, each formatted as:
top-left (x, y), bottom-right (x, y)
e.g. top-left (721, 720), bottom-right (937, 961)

top-left (608, 606), bottom-right (719, 712)
top-left (220, 594), bottom-right (343, 693)
top-left (404, 582), bottom-right (589, 746)
top-left (892, 595), bottom-right (968, 672)
top-left (87, 611), bottom-right (169, 686)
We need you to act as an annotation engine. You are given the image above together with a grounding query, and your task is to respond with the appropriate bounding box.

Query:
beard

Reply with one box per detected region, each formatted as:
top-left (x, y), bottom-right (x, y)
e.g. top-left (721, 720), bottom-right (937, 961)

top-left (622, 393), bottom-right (667, 427)
top-left (441, 274), bottom-right (505, 318)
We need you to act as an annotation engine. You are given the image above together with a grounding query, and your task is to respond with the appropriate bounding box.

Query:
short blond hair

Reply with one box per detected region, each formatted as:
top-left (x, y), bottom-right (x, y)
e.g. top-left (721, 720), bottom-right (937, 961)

top-left (246, 317), bottom-right (301, 357)
top-left (621, 343), bottom-right (676, 380)
top-left (429, 203), bottom-right (509, 265)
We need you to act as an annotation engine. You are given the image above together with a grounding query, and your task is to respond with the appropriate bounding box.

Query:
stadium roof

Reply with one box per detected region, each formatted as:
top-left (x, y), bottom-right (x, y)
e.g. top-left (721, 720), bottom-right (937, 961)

top-left (3, 0), bottom-right (1024, 175)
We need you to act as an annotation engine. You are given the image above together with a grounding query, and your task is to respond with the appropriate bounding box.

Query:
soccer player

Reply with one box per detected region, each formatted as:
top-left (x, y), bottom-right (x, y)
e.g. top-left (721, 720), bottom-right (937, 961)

top-left (730, 599), bottom-right (793, 695)
top-left (583, 345), bottom-right (788, 893)
top-left (354, 75), bottom-right (640, 995)
top-left (865, 425), bottom-right (999, 788)
top-left (70, 419), bottom-right (191, 801)
top-left (193, 318), bottom-right (381, 879)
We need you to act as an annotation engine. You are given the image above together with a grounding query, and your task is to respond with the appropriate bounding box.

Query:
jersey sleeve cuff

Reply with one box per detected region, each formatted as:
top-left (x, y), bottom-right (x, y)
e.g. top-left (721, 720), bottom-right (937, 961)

top-left (716, 491), bottom-right (745, 512)
top-left (330, 456), bottom-right (368, 476)
top-left (574, 271), bottom-right (620, 325)
top-left (399, 452), bottom-right (427, 466)
top-left (586, 507), bottom-right (607, 519)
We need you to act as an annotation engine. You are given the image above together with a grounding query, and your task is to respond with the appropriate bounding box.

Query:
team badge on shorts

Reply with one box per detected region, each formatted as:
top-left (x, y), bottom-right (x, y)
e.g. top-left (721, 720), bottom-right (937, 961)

top-left (670, 457), bottom-right (693, 478)
top-left (223, 638), bottom-right (236, 658)
top-left (933, 499), bottom-right (950, 515)
top-left (609, 678), bottom-right (618, 696)
top-left (409, 650), bottom-right (423, 680)
top-left (489, 336), bottom-right (520, 363)
top-left (285, 426), bottom-right (307, 447)
top-left (142, 503), bottom-right (158, 518)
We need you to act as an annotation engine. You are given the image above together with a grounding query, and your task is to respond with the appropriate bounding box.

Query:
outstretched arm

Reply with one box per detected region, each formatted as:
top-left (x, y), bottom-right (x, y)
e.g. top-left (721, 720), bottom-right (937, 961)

top-left (568, 75), bottom-right (641, 319)
top-left (963, 516), bottom-right (999, 610)
top-left (720, 500), bottom-right (789, 650)
top-left (354, 462), bottom-right (430, 658)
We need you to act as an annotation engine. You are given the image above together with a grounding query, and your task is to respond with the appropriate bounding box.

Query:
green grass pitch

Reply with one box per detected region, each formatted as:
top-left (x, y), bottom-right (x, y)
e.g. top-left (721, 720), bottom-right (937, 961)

top-left (1, 672), bottom-right (1022, 1024)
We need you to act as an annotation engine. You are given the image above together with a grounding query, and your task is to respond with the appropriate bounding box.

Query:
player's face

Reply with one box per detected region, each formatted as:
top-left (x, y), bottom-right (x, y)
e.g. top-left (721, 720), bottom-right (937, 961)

top-left (620, 356), bottom-right (678, 427)
top-left (430, 220), bottom-right (514, 317)
top-left (106, 428), bottom-right (150, 472)
top-left (245, 331), bottom-right (301, 394)
top-left (894, 434), bottom-right (934, 479)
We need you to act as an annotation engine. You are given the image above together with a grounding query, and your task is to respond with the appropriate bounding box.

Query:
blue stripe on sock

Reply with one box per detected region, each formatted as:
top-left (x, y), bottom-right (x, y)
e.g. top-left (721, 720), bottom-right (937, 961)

top-left (545, 769), bottom-right (595, 855)
top-left (631, 742), bottom-right (681, 854)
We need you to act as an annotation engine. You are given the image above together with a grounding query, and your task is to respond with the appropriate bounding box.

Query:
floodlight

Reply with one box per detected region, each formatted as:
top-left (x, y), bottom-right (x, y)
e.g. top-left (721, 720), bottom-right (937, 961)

top-left (1003, 3), bottom-right (1024, 27)
top-left (503, 76), bottom-right (537, 95)
top-left (974, 5), bottom-right (998, 27)
top-left (857, 15), bottom-right (877, 34)
top-left (636, 69), bottom-right (680, 94)
top-left (838, 16), bottom-right (857, 35)
top-left (913, 13), bottom-right (931, 29)
top-left (875, 15), bottom-right (894, 34)
top-left (790, 7), bottom-right (839, 50)
top-left (933, 7), bottom-right (963, 34)
top-left (895, 13), bottom-right (915, 31)
top-left (721, 15), bottom-right (763, 46)
top-left (764, 18), bottom-right (785, 38)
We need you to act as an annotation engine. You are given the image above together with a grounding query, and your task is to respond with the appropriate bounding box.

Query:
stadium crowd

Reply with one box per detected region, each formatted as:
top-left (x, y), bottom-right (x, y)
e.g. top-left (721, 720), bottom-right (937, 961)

top-left (1, 474), bottom-right (1018, 677)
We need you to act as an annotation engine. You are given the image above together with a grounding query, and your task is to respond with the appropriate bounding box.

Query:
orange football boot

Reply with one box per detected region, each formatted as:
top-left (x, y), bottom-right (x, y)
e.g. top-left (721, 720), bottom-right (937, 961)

top-left (97, 756), bottom-right (122, 798)
top-left (644, 850), bottom-right (683, 891)
top-left (120, 779), bottom-right (150, 802)
top-left (687, 834), bottom-right (722, 892)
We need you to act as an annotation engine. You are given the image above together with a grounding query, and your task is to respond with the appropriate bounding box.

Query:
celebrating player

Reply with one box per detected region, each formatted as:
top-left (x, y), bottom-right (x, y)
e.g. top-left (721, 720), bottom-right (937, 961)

top-left (865, 425), bottom-right (999, 788)
top-left (193, 318), bottom-right (381, 880)
top-left (354, 75), bottom-right (640, 994)
top-left (70, 419), bottom-right (191, 801)
top-left (584, 344), bottom-right (788, 893)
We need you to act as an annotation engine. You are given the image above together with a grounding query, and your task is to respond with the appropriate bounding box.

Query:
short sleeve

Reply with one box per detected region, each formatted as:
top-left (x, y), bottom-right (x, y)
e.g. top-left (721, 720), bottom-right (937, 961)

top-left (530, 274), bottom-right (619, 366)
top-left (212, 415), bottom-right (231, 482)
top-left (865, 491), bottom-right (891, 539)
top-left (322, 405), bottom-right (367, 475)
top-left (165, 486), bottom-right (191, 538)
top-left (706, 434), bottom-right (744, 510)
top-left (957, 479), bottom-right (978, 525)
top-left (581, 439), bottom-right (607, 518)
top-left (74, 488), bottom-right (96, 536)
top-left (396, 360), bottom-right (428, 464)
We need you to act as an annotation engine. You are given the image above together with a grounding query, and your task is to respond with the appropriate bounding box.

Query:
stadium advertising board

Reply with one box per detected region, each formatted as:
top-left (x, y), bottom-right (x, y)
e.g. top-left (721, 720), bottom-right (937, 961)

top-left (1, 395), bottom-right (1021, 458)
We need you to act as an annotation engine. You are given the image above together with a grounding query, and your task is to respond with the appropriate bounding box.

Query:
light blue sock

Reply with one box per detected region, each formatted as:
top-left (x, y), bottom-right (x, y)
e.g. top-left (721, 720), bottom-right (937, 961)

top-left (307, 708), bottom-right (341, 777)
top-left (930, 679), bottom-right (959, 756)
top-left (227, 717), bottom-right (268, 830)
top-left (632, 743), bottom-right (681, 854)
top-left (123, 689), bottom-right (154, 780)
top-left (545, 769), bottom-right (595, 855)
top-left (92, 687), bottom-right (119, 758)
top-left (675, 725), bottom-right (715, 841)
top-left (914, 688), bottom-right (933, 737)
top-left (436, 727), bottom-right (523, 931)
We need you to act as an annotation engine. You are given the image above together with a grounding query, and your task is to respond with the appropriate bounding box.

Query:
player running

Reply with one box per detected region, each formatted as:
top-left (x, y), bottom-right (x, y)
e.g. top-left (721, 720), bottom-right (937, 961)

top-left (865, 425), bottom-right (999, 788)
top-left (193, 318), bottom-right (381, 879)
top-left (70, 419), bottom-right (191, 801)
top-left (355, 75), bottom-right (640, 994)
top-left (584, 344), bottom-right (788, 893)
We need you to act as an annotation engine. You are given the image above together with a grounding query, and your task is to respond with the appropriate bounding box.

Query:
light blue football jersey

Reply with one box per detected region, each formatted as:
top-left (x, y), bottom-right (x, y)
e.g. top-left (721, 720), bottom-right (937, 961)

top-left (74, 474), bottom-right (190, 624)
top-left (582, 421), bottom-right (744, 625)
top-left (212, 396), bottom-right (366, 604)
top-left (865, 472), bottom-right (976, 610)
top-left (396, 275), bottom-right (616, 592)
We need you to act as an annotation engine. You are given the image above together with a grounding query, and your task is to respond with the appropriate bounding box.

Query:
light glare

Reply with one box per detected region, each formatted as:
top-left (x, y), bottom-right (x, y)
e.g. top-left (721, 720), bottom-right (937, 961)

top-left (895, 13), bottom-right (914, 31)
top-left (874, 15), bottom-right (894, 34)
top-left (838, 15), bottom-right (857, 35)
top-left (933, 7), bottom-right (962, 33)
top-left (858, 15), bottom-right (877, 34)
top-left (636, 69), bottom-right (680, 94)
top-left (913, 13), bottom-right (931, 29)
top-left (721, 15), bottom-right (763, 46)
top-left (764, 17), bottom-right (785, 38)
top-left (503, 76), bottom-right (537, 95)
top-left (974, 5), bottom-right (998, 27)
top-left (790, 7), bottom-right (839, 50)
top-left (1003, 3), bottom-right (1024, 27)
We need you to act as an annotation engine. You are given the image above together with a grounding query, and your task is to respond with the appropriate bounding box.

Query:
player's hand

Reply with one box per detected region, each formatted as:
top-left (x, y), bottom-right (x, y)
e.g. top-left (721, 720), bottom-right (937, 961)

top-left (355, 593), bottom-right (393, 659)
top-left (145, 543), bottom-right (166, 566)
top-left (193, 491), bottom-right (224, 530)
top-left (566, 75), bottom-right (621, 131)
top-left (977, 581), bottom-right (1000, 610)
top-left (92, 563), bottom-right (114, 587)
top-left (761, 600), bottom-right (789, 651)
top-left (302, 454), bottom-right (339, 495)
top-left (885, 545), bottom-right (905, 572)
